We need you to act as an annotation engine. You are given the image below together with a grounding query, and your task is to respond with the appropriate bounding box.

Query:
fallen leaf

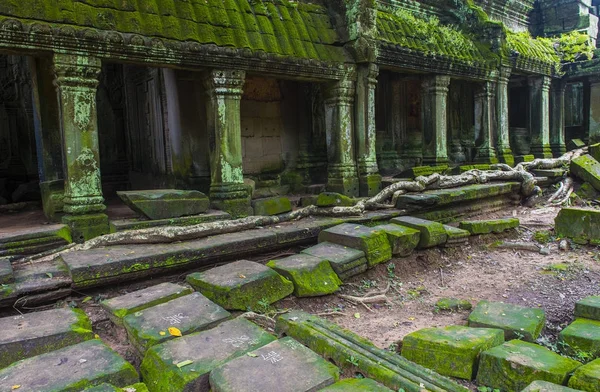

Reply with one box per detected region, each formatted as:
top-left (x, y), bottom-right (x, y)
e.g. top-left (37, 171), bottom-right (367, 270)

top-left (408, 317), bottom-right (415, 321)
top-left (176, 360), bottom-right (193, 368)
top-left (94, 334), bottom-right (100, 339)
top-left (354, 313), bottom-right (360, 319)
top-left (82, 296), bottom-right (92, 303)
top-left (168, 327), bottom-right (182, 337)
top-left (247, 352), bottom-right (258, 357)
top-left (45, 272), bottom-right (53, 278)
top-left (11, 386), bottom-right (20, 390)
top-left (239, 274), bottom-right (246, 279)
top-left (159, 331), bottom-right (166, 336)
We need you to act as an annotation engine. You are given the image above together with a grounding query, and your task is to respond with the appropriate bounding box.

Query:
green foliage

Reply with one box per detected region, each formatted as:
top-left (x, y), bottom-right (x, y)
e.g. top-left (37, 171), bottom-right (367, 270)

top-left (557, 31), bottom-right (595, 62)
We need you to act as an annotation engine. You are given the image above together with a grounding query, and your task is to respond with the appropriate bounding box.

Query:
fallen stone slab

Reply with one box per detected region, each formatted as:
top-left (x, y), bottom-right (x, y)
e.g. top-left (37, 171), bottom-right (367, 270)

top-left (522, 380), bottom-right (582, 391)
top-left (568, 139), bottom-right (586, 151)
top-left (300, 242), bottom-right (368, 281)
top-left (276, 311), bottom-right (469, 392)
top-left (568, 358), bottom-right (600, 391)
top-left (267, 254), bottom-right (342, 297)
top-left (123, 292), bottom-right (230, 354)
top-left (435, 298), bottom-right (472, 312)
top-left (591, 143), bottom-right (600, 163)
top-left (401, 325), bottom-right (504, 380)
top-left (468, 300), bottom-right (545, 341)
top-left (117, 189), bottom-right (209, 220)
top-left (477, 340), bottom-right (582, 392)
top-left (459, 218), bottom-right (520, 234)
top-left (251, 196), bottom-right (292, 216)
top-left (141, 318), bottom-right (276, 392)
top-left (571, 155), bottom-right (600, 193)
top-left (374, 224), bottom-right (420, 256)
top-left (443, 225), bottom-right (470, 247)
top-left (0, 307), bottom-right (94, 369)
top-left (575, 296), bottom-right (600, 321)
top-left (209, 337), bottom-right (339, 392)
top-left (186, 260), bottom-right (293, 310)
top-left (112, 210), bottom-right (231, 232)
top-left (101, 282), bottom-right (193, 326)
top-left (555, 208), bottom-right (600, 245)
top-left (318, 223), bottom-right (392, 267)
top-left (390, 216), bottom-right (447, 248)
top-left (558, 318), bottom-right (600, 359)
top-left (576, 183), bottom-right (600, 200)
top-left (316, 192), bottom-right (355, 207)
top-left (0, 339), bottom-right (139, 390)
top-left (0, 257), bottom-right (13, 285)
top-left (318, 378), bottom-right (393, 391)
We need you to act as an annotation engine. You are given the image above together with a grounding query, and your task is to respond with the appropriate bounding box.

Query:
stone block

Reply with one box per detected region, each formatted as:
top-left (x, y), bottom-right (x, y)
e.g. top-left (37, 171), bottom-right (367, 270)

top-left (186, 260), bottom-right (293, 310)
top-left (0, 340), bottom-right (139, 390)
top-left (568, 139), bottom-right (586, 151)
top-left (571, 155), bottom-right (600, 192)
top-left (435, 298), bottom-right (472, 311)
top-left (141, 318), bottom-right (276, 392)
top-left (122, 292), bottom-right (230, 354)
top-left (468, 300), bottom-right (546, 341)
top-left (401, 326), bottom-right (504, 380)
top-left (576, 182), bottom-right (600, 200)
top-left (251, 196), bottom-right (292, 216)
top-left (568, 358), bottom-right (600, 391)
top-left (101, 283), bottom-right (193, 326)
top-left (318, 223), bottom-right (392, 267)
top-left (0, 257), bottom-right (13, 285)
top-left (374, 224), bottom-right (420, 256)
top-left (558, 318), bottom-right (600, 359)
top-left (117, 189), bottom-right (210, 220)
top-left (555, 208), bottom-right (600, 244)
top-left (0, 307), bottom-right (94, 369)
top-left (575, 296), bottom-right (600, 321)
top-left (522, 380), bottom-right (582, 391)
top-left (300, 242), bottom-right (368, 280)
top-left (316, 192), bottom-right (355, 207)
top-left (390, 216), bottom-right (447, 249)
top-left (209, 337), bottom-right (339, 392)
top-left (590, 143), bottom-right (600, 162)
top-left (267, 254), bottom-right (342, 297)
top-left (443, 225), bottom-right (470, 247)
top-left (476, 340), bottom-right (582, 392)
top-left (459, 218), bottom-right (520, 234)
top-left (319, 378), bottom-right (393, 391)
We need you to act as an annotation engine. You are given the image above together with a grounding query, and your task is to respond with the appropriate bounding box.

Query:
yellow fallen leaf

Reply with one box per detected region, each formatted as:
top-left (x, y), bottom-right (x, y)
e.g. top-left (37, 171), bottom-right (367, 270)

top-left (12, 386), bottom-right (20, 390)
top-left (239, 274), bottom-right (246, 279)
top-left (159, 331), bottom-right (166, 336)
top-left (94, 334), bottom-right (100, 339)
top-left (168, 327), bottom-right (182, 337)
top-left (408, 317), bottom-right (415, 321)
top-left (354, 313), bottom-right (360, 319)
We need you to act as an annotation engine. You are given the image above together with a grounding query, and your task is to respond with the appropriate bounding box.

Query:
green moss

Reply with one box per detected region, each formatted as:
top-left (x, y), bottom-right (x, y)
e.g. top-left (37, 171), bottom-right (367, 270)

top-left (533, 230), bottom-right (553, 244)
top-left (459, 218), bottom-right (519, 235)
top-left (569, 358), bottom-right (600, 391)
top-left (316, 192), bottom-right (355, 208)
top-left (558, 319), bottom-right (600, 360)
top-left (267, 254), bottom-right (342, 297)
top-left (435, 298), bottom-right (472, 312)
top-left (251, 196), bottom-right (292, 216)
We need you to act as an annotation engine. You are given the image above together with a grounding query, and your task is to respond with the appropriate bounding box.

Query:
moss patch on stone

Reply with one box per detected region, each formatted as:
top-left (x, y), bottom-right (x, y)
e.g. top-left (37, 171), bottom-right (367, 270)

top-left (318, 223), bottom-right (392, 267)
top-left (251, 196), bottom-right (292, 216)
top-left (468, 300), bottom-right (545, 342)
top-left (374, 224), bottom-right (420, 257)
top-left (316, 192), bottom-right (355, 207)
top-left (459, 218), bottom-right (519, 235)
top-left (522, 380), bottom-right (582, 391)
top-left (319, 378), bottom-right (393, 391)
top-left (555, 208), bottom-right (600, 244)
top-left (558, 318), bottom-right (600, 360)
top-left (571, 155), bottom-right (600, 193)
top-left (568, 358), bottom-right (600, 391)
top-left (267, 254), bottom-right (342, 297)
top-left (436, 298), bottom-right (472, 312)
top-left (390, 217), bottom-right (447, 249)
top-left (575, 296), bottom-right (600, 321)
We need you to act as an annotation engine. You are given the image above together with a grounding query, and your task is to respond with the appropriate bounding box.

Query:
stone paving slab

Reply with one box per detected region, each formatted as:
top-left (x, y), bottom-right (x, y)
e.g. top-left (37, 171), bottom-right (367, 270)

top-left (186, 260), bottom-right (293, 310)
top-left (459, 218), bottom-right (520, 234)
top-left (318, 378), bottom-right (393, 391)
top-left (522, 380), bottom-right (583, 391)
top-left (117, 189), bottom-right (210, 220)
top-left (374, 224), bottom-right (420, 256)
top-left (252, 196), bottom-right (292, 216)
top-left (209, 337), bottom-right (339, 392)
top-left (0, 339), bottom-right (139, 391)
top-left (318, 223), bottom-right (392, 267)
top-left (123, 292), bottom-right (230, 354)
top-left (0, 307), bottom-right (94, 369)
top-left (101, 283), bottom-right (193, 326)
top-left (568, 358), bottom-right (600, 391)
top-left (141, 317), bottom-right (277, 392)
top-left (300, 242), bottom-right (367, 279)
top-left (390, 216), bottom-right (447, 248)
top-left (267, 254), bottom-right (342, 297)
top-left (111, 210), bottom-right (231, 232)
top-left (558, 318), bottom-right (600, 359)
top-left (401, 325), bottom-right (504, 380)
top-left (0, 257), bottom-right (13, 285)
top-left (575, 296), bottom-right (600, 321)
top-left (468, 300), bottom-right (545, 341)
top-left (476, 340), bottom-right (582, 392)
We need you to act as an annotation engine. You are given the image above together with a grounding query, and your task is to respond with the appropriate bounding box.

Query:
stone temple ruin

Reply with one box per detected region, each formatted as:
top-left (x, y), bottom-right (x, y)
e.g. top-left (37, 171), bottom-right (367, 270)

top-left (4, 0), bottom-right (600, 391)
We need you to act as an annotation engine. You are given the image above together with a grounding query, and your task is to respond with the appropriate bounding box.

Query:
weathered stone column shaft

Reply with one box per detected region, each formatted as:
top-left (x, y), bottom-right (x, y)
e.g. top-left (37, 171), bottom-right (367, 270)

top-left (422, 75), bottom-right (450, 165)
top-left (550, 79), bottom-right (567, 157)
top-left (529, 75), bottom-right (553, 158)
top-left (588, 77), bottom-right (600, 144)
top-left (496, 67), bottom-right (514, 165)
top-left (475, 81), bottom-right (498, 163)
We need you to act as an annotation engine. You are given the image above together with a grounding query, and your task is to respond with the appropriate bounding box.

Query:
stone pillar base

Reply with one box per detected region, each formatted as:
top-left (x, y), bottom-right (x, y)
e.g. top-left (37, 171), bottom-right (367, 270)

top-left (359, 173), bottom-right (382, 197)
top-left (327, 176), bottom-right (359, 197)
top-left (497, 148), bottom-right (515, 167)
top-left (474, 148), bottom-right (499, 164)
top-left (551, 144), bottom-right (567, 157)
top-left (211, 198), bottom-right (252, 218)
top-left (62, 213), bottom-right (109, 243)
top-left (422, 156), bottom-right (449, 166)
top-left (530, 145), bottom-right (553, 159)
top-left (40, 179), bottom-right (65, 222)
top-left (515, 155), bottom-right (535, 164)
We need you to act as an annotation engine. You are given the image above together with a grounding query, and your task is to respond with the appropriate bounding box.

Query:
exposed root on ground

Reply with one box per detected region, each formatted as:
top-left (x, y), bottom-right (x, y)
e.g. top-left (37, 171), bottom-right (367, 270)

top-left (496, 241), bottom-right (543, 253)
top-left (547, 177), bottom-right (574, 206)
top-left (339, 282), bottom-right (391, 312)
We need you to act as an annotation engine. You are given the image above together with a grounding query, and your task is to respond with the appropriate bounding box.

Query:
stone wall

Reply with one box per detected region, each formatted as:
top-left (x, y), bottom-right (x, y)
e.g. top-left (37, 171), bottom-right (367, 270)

top-left (537, 0), bottom-right (599, 44)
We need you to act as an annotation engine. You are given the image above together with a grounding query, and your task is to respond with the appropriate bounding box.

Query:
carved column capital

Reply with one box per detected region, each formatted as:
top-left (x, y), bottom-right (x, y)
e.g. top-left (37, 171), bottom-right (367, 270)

top-left (528, 75), bottom-right (551, 93)
top-left (498, 66), bottom-right (512, 85)
top-left (422, 75), bottom-right (451, 95)
top-left (53, 54), bottom-right (101, 89)
top-left (324, 78), bottom-right (356, 105)
top-left (204, 69), bottom-right (245, 98)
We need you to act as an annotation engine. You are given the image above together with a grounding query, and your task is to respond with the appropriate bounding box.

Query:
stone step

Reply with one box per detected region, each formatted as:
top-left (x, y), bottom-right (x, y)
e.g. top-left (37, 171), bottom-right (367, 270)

top-left (390, 217), bottom-right (447, 249)
top-left (141, 317), bottom-right (277, 392)
top-left (318, 223), bottom-right (392, 267)
top-left (459, 218), bottom-right (520, 234)
top-left (416, 195), bottom-right (516, 224)
top-left (477, 340), bottom-right (582, 392)
top-left (117, 189), bottom-right (210, 220)
top-left (468, 300), bottom-right (546, 342)
top-left (209, 337), bottom-right (339, 392)
top-left (0, 307), bottom-right (94, 369)
top-left (0, 224), bottom-right (71, 259)
top-left (0, 339), bottom-right (139, 390)
top-left (101, 282), bottom-right (193, 326)
top-left (111, 210), bottom-right (231, 232)
top-left (568, 358), bottom-right (600, 391)
top-left (267, 254), bottom-right (342, 297)
top-left (186, 260), bottom-right (293, 310)
top-left (300, 242), bottom-right (368, 281)
top-left (276, 311), bottom-right (469, 392)
top-left (122, 291), bottom-right (230, 354)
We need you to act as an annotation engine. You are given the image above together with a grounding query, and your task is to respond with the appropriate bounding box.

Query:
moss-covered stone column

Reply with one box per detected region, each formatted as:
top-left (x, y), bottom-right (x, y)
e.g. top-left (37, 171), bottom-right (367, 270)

top-left (324, 74), bottom-right (359, 197)
top-left (53, 54), bottom-right (108, 242)
top-left (496, 66), bottom-right (514, 165)
top-left (422, 75), bottom-right (450, 165)
top-left (550, 79), bottom-right (567, 157)
top-left (588, 77), bottom-right (600, 144)
top-left (355, 64), bottom-right (381, 197)
top-left (475, 81), bottom-right (498, 163)
top-left (204, 69), bottom-right (251, 217)
top-left (528, 75), bottom-right (553, 158)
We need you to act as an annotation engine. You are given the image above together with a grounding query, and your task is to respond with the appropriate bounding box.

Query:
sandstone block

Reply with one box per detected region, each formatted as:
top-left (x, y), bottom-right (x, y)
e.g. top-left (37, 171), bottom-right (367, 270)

top-left (300, 242), bottom-right (367, 280)
top-left (251, 196), bottom-right (292, 216)
top-left (390, 216), bottom-right (447, 248)
top-left (267, 254), bottom-right (342, 297)
top-left (459, 218), bottom-right (520, 234)
top-left (374, 224), bottom-right (420, 256)
top-left (117, 189), bottom-right (209, 220)
top-left (318, 223), bottom-right (392, 266)
top-left (468, 300), bottom-right (545, 341)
